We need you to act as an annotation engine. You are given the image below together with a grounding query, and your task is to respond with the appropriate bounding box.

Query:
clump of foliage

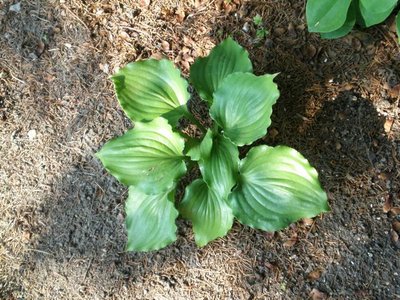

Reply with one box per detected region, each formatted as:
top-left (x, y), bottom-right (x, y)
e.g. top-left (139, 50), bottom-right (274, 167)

top-left (253, 14), bottom-right (268, 40)
top-left (96, 38), bottom-right (330, 251)
top-left (306, 0), bottom-right (400, 41)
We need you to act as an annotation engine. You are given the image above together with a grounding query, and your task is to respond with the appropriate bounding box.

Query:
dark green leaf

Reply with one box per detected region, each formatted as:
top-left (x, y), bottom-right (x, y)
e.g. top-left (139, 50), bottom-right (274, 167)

top-left (111, 59), bottom-right (190, 123)
top-left (179, 179), bottom-right (234, 246)
top-left (190, 37), bottom-right (253, 105)
top-left (210, 73), bottom-right (280, 146)
top-left (306, 0), bottom-right (352, 33)
top-left (229, 145), bottom-right (329, 231)
top-left (359, 0), bottom-right (397, 27)
top-left (96, 117), bottom-right (186, 193)
top-left (125, 186), bottom-right (178, 251)
top-left (320, 1), bottom-right (356, 39)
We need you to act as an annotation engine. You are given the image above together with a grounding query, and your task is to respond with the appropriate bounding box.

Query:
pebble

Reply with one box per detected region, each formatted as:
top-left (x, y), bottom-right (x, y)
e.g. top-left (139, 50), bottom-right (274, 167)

top-left (28, 129), bottom-right (36, 140)
top-left (9, 2), bottom-right (21, 13)
top-left (242, 22), bottom-right (249, 33)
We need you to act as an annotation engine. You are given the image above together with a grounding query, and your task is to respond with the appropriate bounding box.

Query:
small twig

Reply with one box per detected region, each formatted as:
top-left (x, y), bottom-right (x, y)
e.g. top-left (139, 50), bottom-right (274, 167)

top-left (83, 257), bottom-right (93, 280)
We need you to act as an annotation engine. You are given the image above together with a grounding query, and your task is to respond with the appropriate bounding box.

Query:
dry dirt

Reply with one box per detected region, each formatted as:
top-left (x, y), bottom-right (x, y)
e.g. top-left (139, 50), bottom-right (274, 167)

top-left (1, 0), bottom-right (400, 299)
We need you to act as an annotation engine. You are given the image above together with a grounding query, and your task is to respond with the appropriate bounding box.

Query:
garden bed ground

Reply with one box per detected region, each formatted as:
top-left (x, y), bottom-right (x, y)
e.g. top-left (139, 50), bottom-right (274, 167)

top-left (1, 0), bottom-right (399, 299)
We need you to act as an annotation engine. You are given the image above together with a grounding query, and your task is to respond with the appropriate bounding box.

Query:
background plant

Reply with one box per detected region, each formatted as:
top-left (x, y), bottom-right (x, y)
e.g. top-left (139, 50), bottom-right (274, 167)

top-left (253, 14), bottom-right (268, 40)
top-left (96, 38), bottom-right (330, 252)
top-left (306, 0), bottom-right (400, 41)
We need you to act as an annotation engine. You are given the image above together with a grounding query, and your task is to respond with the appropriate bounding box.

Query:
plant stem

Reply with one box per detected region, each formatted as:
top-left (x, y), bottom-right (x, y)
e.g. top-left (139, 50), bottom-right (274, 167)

top-left (212, 122), bottom-right (219, 134)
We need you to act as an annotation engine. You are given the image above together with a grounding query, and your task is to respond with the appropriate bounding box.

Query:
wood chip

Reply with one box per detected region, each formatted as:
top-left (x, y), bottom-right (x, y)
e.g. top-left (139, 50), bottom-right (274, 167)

top-left (302, 218), bottom-right (314, 226)
top-left (390, 207), bottom-right (400, 215)
top-left (389, 84), bottom-right (400, 98)
top-left (283, 236), bottom-right (297, 248)
top-left (307, 269), bottom-right (322, 281)
top-left (383, 195), bottom-right (393, 213)
top-left (384, 118), bottom-right (394, 133)
top-left (305, 44), bottom-right (317, 59)
top-left (274, 27), bottom-right (285, 36)
top-left (161, 40), bottom-right (170, 51)
top-left (269, 128), bottom-right (279, 139)
top-left (175, 8), bottom-right (185, 23)
top-left (310, 288), bottom-right (327, 300)
top-left (392, 220), bottom-right (400, 233)
top-left (390, 230), bottom-right (399, 243)
top-left (139, 0), bottom-right (151, 8)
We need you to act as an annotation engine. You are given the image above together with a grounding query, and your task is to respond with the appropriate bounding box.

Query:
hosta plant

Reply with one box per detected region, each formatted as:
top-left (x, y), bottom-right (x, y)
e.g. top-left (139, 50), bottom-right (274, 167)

top-left (306, 0), bottom-right (400, 41)
top-left (96, 38), bottom-right (330, 251)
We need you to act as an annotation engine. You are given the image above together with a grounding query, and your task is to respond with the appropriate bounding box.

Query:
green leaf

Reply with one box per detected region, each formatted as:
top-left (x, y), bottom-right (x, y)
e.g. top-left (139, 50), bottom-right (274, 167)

top-left (253, 14), bottom-right (263, 26)
top-left (186, 130), bottom-right (213, 161)
top-left (198, 130), bottom-right (239, 198)
top-left (229, 145), bottom-right (329, 232)
top-left (190, 37), bottom-right (253, 105)
top-left (96, 117), bottom-right (186, 194)
top-left (256, 28), bottom-right (267, 39)
top-left (111, 59), bottom-right (190, 123)
top-left (210, 73), bottom-right (280, 146)
top-left (179, 179), bottom-right (234, 247)
top-left (358, 0), bottom-right (397, 27)
top-left (320, 1), bottom-right (356, 39)
top-left (125, 186), bottom-right (178, 251)
top-left (396, 12), bottom-right (400, 44)
top-left (306, 0), bottom-right (353, 33)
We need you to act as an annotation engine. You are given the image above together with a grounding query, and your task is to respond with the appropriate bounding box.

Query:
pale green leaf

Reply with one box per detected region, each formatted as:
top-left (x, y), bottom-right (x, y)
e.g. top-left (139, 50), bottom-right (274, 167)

top-left (306, 0), bottom-right (352, 33)
top-left (320, 1), bottom-right (356, 39)
top-left (190, 37), bottom-right (253, 105)
top-left (96, 117), bottom-right (186, 194)
top-left (125, 186), bottom-right (178, 251)
top-left (198, 130), bottom-right (239, 198)
top-left (111, 59), bottom-right (190, 123)
top-left (210, 73), bottom-right (280, 146)
top-left (179, 179), bottom-right (234, 247)
top-left (229, 145), bottom-right (329, 231)
top-left (359, 0), bottom-right (397, 27)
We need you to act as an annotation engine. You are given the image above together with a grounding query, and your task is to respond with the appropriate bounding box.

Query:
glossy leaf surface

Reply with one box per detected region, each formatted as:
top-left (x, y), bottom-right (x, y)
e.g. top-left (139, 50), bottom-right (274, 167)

top-left (210, 73), bottom-right (279, 146)
top-left (190, 37), bottom-right (253, 105)
top-left (125, 186), bottom-right (178, 251)
top-left (320, 1), bottom-right (356, 39)
top-left (359, 0), bottom-right (397, 27)
top-left (229, 145), bottom-right (329, 231)
top-left (111, 59), bottom-right (190, 123)
top-left (306, 0), bottom-right (352, 33)
top-left (96, 117), bottom-right (186, 193)
top-left (179, 179), bottom-right (234, 246)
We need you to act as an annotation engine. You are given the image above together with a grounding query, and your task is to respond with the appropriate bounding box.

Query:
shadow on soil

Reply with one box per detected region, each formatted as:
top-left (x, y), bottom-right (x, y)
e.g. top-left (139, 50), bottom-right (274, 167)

top-left (21, 92), bottom-right (400, 298)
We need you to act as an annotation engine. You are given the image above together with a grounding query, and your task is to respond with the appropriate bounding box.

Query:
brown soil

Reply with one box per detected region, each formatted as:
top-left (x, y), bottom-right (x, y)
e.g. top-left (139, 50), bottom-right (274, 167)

top-left (1, 0), bottom-right (399, 299)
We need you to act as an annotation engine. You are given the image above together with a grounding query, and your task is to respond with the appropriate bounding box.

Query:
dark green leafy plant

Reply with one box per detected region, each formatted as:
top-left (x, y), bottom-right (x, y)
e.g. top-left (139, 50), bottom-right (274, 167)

top-left (306, 0), bottom-right (400, 40)
top-left (96, 38), bottom-right (330, 251)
